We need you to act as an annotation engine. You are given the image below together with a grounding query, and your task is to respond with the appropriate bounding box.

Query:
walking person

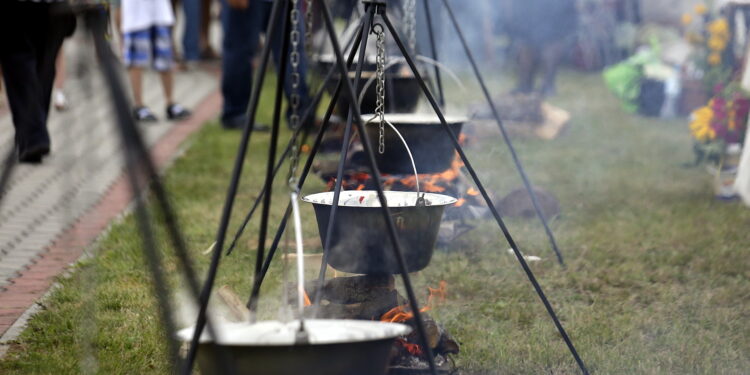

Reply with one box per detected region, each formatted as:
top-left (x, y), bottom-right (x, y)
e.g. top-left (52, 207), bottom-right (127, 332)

top-left (0, 0), bottom-right (76, 163)
top-left (120, 0), bottom-right (192, 122)
top-left (507, 0), bottom-right (578, 97)
top-left (220, 0), bottom-right (311, 130)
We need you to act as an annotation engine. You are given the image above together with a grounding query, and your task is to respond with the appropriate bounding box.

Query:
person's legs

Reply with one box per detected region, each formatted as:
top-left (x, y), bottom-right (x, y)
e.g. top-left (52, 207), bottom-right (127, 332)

top-left (513, 40), bottom-right (539, 94)
top-left (123, 28), bottom-right (157, 121)
top-left (37, 6), bottom-right (73, 118)
top-left (540, 39), bottom-right (566, 97)
top-left (0, 1), bottom-right (68, 161)
top-left (220, 0), bottom-right (262, 124)
top-left (152, 26), bottom-right (175, 104)
top-left (199, 0), bottom-right (216, 57)
top-left (182, 0), bottom-right (201, 61)
top-left (151, 25), bottom-right (191, 120)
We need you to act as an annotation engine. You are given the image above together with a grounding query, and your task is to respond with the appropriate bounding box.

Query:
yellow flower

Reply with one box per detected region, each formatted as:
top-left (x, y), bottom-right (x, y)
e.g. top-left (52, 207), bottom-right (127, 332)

top-left (690, 106), bottom-right (716, 141)
top-left (708, 18), bottom-right (730, 40)
top-left (708, 52), bottom-right (722, 66)
top-left (695, 4), bottom-right (708, 15)
top-left (708, 36), bottom-right (728, 51)
top-left (682, 13), bottom-right (693, 26)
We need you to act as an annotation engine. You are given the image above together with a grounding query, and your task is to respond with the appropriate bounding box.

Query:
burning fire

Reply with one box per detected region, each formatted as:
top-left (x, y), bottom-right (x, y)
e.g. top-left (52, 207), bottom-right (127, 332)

top-left (382, 155), bottom-right (465, 196)
top-left (380, 281), bottom-right (447, 323)
top-left (396, 339), bottom-right (423, 356)
top-left (303, 291), bottom-right (312, 307)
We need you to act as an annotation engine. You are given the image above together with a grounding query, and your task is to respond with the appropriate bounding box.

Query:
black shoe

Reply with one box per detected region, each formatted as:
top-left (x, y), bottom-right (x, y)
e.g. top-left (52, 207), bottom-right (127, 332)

top-left (166, 103), bottom-right (191, 121)
top-left (19, 143), bottom-right (50, 164)
top-left (134, 106), bottom-right (158, 122)
top-left (221, 115), bottom-right (270, 131)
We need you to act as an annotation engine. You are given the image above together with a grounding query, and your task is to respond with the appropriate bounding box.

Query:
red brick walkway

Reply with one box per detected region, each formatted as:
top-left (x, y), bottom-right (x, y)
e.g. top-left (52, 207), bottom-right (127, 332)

top-left (0, 90), bottom-right (221, 338)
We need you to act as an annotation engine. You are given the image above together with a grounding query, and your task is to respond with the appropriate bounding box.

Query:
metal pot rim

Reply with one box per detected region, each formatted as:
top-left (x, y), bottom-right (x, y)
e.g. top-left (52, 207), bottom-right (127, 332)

top-left (176, 319), bottom-right (411, 346)
top-left (362, 113), bottom-right (467, 125)
top-left (302, 190), bottom-right (458, 207)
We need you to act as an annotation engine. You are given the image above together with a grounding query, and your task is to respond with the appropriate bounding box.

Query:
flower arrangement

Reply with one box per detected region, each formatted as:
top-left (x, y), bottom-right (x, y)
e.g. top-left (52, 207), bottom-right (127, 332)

top-left (689, 82), bottom-right (750, 164)
top-left (682, 4), bottom-right (732, 93)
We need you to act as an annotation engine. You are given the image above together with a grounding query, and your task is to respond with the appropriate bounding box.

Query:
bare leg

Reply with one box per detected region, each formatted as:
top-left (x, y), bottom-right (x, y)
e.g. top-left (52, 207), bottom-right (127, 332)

top-left (54, 44), bottom-right (66, 90)
top-left (200, 0), bottom-right (213, 55)
top-left (53, 44), bottom-right (68, 110)
top-left (128, 67), bottom-right (144, 107)
top-left (160, 70), bottom-right (174, 106)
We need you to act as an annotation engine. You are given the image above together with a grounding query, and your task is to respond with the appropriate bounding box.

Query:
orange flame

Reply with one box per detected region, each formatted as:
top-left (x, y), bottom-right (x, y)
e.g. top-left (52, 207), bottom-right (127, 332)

top-left (467, 187), bottom-right (479, 196)
top-left (386, 154), bottom-right (464, 193)
top-left (356, 184), bottom-right (365, 191)
top-left (304, 291), bottom-right (312, 307)
top-left (380, 281), bottom-right (447, 323)
top-left (397, 339), bottom-right (423, 356)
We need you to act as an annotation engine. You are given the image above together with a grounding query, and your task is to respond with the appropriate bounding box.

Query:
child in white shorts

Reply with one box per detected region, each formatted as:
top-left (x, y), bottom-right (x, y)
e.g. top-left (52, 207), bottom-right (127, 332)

top-left (121, 0), bottom-right (190, 122)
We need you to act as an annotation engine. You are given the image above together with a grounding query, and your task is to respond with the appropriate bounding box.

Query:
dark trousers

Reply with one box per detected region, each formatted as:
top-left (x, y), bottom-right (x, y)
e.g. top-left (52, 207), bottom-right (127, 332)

top-left (0, 2), bottom-right (75, 154)
top-left (514, 37), bottom-right (572, 96)
top-left (220, 0), bottom-right (310, 122)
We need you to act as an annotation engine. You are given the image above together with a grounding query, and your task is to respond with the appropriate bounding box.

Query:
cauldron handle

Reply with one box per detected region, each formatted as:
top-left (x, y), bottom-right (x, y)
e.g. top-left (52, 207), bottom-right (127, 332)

top-left (365, 116), bottom-right (425, 205)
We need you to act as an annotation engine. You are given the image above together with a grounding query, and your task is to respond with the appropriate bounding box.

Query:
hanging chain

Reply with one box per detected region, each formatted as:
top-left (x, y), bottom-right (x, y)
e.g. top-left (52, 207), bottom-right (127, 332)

top-left (304, 0), bottom-right (314, 56)
top-left (372, 23), bottom-right (387, 154)
top-left (402, 0), bottom-right (417, 52)
top-left (288, 0), bottom-right (303, 190)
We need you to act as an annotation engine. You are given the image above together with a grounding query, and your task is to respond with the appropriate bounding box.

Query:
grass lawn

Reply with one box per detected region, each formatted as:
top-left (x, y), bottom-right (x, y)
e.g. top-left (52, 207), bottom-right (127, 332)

top-left (1, 68), bottom-right (750, 374)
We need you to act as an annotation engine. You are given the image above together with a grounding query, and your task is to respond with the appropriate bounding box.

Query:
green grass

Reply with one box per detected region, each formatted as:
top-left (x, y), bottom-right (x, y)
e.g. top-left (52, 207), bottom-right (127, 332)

top-left (2, 69), bottom-right (750, 374)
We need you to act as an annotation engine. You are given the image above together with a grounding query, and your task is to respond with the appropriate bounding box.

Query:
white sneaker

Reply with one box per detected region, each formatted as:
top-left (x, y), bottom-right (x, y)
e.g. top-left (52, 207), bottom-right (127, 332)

top-left (53, 89), bottom-right (68, 111)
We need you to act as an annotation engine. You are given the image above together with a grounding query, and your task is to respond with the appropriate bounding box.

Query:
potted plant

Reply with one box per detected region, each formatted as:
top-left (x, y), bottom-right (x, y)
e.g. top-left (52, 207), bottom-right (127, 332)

top-left (680, 4), bottom-right (733, 115)
top-left (689, 82), bottom-right (749, 198)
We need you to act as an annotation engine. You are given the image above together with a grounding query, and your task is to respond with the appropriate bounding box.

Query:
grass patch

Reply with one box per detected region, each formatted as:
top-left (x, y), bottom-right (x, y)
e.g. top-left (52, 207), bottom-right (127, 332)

top-left (1, 69), bottom-right (750, 374)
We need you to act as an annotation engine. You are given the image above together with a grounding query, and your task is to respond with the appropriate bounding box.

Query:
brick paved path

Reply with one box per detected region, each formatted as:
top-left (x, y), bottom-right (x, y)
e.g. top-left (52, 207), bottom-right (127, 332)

top-left (0, 63), bottom-right (220, 345)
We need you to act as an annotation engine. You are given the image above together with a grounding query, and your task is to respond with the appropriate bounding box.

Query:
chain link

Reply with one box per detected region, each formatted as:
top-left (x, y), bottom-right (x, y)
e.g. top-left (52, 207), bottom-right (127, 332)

top-left (372, 23), bottom-right (387, 154)
top-left (402, 0), bottom-right (417, 52)
top-left (288, 0), bottom-right (303, 189)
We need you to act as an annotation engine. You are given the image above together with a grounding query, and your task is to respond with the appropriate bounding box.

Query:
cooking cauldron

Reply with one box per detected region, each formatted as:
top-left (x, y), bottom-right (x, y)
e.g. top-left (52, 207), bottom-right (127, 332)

top-left (317, 56), bottom-right (423, 115)
top-left (302, 191), bottom-right (456, 274)
top-left (363, 114), bottom-right (467, 174)
top-left (179, 320), bottom-right (410, 375)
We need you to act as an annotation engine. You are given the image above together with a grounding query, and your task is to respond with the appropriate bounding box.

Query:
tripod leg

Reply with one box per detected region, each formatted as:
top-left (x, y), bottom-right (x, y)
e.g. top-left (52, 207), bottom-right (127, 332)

top-left (319, 2), bottom-right (438, 374)
top-left (185, 0), bottom-right (286, 370)
top-left (248, 0), bottom-right (294, 313)
top-left (314, 4), bottom-right (375, 313)
top-left (439, 0), bottom-right (565, 266)
top-left (381, 12), bottom-right (589, 375)
top-left (245, 12), bottom-right (369, 311)
top-left (85, 10), bottom-right (237, 375)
